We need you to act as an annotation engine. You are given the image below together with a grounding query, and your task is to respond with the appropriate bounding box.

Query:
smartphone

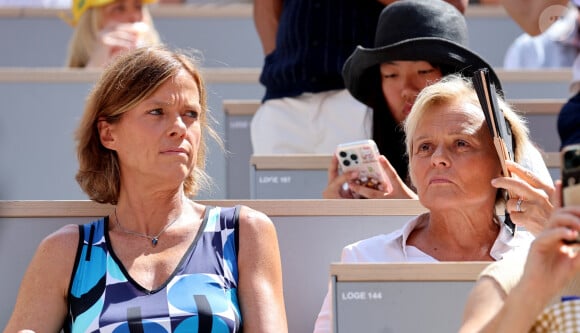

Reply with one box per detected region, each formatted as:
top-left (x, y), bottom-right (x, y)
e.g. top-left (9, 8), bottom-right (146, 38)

top-left (562, 144), bottom-right (580, 207)
top-left (335, 140), bottom-right (391, 193)
top-left (561, 144), bottom-right (580, 244)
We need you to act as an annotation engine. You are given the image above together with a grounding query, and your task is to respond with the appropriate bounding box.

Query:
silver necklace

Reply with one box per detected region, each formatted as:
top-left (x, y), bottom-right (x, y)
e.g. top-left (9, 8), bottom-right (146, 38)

top-left (113, 208), bottom-right (180, 247)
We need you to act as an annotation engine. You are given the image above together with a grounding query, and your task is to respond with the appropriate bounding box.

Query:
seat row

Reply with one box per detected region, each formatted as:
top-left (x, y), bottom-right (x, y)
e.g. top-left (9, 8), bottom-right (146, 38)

top-left (0, 199), bottom-right (488, 332)
top-left (0, 4), bottom-right (541, 68)
top-left (0, 67), bottom-right (568, 200)
top-left (225, 98), bottom-right (565, 199)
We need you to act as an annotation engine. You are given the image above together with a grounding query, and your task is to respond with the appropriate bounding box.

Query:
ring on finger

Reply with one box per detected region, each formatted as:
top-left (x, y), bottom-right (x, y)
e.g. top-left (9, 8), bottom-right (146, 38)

top-left (516, 198), bottom-right (524, 213)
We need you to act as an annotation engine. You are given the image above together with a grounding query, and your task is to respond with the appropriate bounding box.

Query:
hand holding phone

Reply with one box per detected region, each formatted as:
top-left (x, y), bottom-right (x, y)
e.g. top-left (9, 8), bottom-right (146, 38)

top-left (335, 140), bottom-right (391, 195)
top-left (562, 144), bottom-right (580, 207)
top-left (561, 144), bottom-right (580, 244)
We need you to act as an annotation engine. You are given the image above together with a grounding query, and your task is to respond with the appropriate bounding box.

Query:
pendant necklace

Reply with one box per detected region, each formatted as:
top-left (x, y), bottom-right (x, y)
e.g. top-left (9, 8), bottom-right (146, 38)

top-left (113, 208), bottom-right (181, 247)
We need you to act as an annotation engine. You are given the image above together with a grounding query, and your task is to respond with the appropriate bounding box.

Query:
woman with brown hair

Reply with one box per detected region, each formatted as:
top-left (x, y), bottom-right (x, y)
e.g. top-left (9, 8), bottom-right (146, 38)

top-left (4, 46), bottom-right (287, 333)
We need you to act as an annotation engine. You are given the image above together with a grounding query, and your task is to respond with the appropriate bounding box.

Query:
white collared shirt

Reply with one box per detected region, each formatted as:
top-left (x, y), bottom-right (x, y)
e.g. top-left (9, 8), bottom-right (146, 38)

top-left (340, 213), bottom-right (532, 263)
top-left (312, 214), bottom-right (534, 333)
top-left (503, 8), bottom-right (579, 70)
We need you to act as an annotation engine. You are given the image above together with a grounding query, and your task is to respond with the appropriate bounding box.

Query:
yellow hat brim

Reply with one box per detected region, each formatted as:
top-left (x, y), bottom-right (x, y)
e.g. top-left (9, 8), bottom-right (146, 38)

top-left (70, 0), bottom-right (156, 26)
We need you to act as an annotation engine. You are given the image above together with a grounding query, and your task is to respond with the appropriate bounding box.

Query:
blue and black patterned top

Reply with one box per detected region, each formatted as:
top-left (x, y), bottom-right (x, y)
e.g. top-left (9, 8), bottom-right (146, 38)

top-left (64, 206), bottom-right (242, 333)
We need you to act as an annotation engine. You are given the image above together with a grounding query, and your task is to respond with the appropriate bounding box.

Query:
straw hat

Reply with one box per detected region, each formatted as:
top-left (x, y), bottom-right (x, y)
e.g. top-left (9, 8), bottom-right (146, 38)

top-left (69, 0), bottom-right (156, 25)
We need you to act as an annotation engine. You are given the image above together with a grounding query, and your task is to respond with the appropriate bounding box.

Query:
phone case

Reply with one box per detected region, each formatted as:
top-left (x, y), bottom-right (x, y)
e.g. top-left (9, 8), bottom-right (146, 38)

top-left (473, 68), bottom-right (516, 236)
top-left (335, 140), bottom-right (390, 192)
top-left (562, 144), bottom-right (580, 207)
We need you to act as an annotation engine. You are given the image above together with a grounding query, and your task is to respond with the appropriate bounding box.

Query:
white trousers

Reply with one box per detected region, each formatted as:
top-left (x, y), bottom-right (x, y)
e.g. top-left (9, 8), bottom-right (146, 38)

top-left (250, 89), bottom-right (371, 154)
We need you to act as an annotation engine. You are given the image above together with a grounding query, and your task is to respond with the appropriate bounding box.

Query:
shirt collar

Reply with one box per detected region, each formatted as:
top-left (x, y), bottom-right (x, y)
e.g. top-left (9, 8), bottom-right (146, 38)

top-left (398, 213), bottom-right (533, 261)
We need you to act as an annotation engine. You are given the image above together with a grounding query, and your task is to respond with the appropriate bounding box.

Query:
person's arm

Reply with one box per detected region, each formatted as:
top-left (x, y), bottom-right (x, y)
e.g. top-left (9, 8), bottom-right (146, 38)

top-left (253, 0), bottom-right (283, 55)
top-left (501, 0), bottom-right (568, 36)
top-left (460, 275), bottom-right (553, 332)
top-left (237, 206), bottom-right (287, 332)
top-left (459, 207), bottom-right (580, 332)
top-left (3, 224), bottom-right (79, 333)
top-left (459, 276), bottom-right (508, 333)
top-left (444, 0), bottom-right (468, 14)
top-left (312, 285), bottom-right (333, 333)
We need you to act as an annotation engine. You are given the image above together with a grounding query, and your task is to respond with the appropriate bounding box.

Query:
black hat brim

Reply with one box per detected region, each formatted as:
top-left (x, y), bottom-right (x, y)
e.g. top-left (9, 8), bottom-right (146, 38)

top-left (343, 38), bottom-right (503, 106)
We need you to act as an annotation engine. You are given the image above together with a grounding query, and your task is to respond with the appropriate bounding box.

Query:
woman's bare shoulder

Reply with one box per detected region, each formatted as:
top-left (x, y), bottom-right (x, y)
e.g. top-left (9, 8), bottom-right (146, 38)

top-left (236, 205), bottom-right (274, 229)
top-left (36, 224), bottom-right (81, 261)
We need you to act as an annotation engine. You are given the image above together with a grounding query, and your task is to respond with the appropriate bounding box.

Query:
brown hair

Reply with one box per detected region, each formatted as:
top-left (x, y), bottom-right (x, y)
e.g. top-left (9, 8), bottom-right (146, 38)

top-left (75, 46), bottom-right (221, 204)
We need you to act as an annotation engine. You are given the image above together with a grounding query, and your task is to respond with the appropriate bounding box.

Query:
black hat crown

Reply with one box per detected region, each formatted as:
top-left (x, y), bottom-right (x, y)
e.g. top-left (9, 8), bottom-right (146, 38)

top-left (374, 0), bottom-right (468, 48)
top-left (342, 0), bottom-right (502, 106)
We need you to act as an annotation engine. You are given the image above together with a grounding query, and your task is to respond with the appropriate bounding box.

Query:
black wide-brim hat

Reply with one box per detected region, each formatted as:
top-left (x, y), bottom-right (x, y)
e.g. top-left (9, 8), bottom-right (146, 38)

top-left (343, 0), bottom-right (502, 107)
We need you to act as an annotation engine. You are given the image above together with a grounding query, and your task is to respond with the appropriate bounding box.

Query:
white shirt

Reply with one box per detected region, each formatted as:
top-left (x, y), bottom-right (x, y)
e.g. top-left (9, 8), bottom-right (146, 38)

top-left (521, 141), bottom-right (555, 185)
top-left (312, 214), bottom-right (534, 333)
top-left (504, 8), bottom-right (579, 69)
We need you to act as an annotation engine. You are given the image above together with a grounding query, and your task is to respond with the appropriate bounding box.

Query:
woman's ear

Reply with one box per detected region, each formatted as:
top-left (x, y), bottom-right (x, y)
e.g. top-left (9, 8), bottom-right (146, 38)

top-left (97, 119), bottom-right (116, 150)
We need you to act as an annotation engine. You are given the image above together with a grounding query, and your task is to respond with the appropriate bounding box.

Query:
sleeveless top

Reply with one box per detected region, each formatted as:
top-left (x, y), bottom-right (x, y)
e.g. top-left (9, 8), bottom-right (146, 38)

top-left (63, 206), bottom-right (242, 333)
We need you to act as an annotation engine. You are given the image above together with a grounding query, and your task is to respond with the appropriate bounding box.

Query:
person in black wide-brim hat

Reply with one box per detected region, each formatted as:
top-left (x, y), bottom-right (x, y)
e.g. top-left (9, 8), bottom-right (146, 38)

top-left (343, 0), bottom-right (502, 105)
top-left (323, 0), bottom-right (504, 200)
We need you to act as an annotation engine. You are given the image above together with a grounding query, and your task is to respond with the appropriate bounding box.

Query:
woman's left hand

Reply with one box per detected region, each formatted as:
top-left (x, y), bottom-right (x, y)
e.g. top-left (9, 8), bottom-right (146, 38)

top-left (491, 160), bottom-right (556, 235)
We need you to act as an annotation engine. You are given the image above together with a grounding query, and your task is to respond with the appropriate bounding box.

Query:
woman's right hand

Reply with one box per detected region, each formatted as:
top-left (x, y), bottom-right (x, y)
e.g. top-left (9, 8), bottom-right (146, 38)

top-left (459, 206), bottom-right (580, 333)
top-left (516, 206), bottom-right (580, 307)
top-left (86, 22), bottom-right (149, 68)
